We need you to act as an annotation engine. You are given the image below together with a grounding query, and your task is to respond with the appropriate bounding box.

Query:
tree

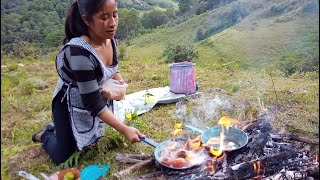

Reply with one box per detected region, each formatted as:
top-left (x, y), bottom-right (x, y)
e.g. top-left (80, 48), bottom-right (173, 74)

top-left (195, 27), bottom-right (206, 41)
top-left (44, 28), bottom-right (64, 48)
top-left (141, 10), bottom-right (169, 29)
top-left (195, 1), bottom-right (211, 15)
top-left (117, 8), bottom-right (142, 39)
top-left (178, 0), bottom-right (191, 14)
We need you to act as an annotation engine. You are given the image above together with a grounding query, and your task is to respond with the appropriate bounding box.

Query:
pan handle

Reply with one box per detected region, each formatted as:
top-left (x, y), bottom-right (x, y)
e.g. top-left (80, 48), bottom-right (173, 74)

top-left (140, 137), bottom-right (159, 147)
top-left (185, 125), bottom-right (205, 133)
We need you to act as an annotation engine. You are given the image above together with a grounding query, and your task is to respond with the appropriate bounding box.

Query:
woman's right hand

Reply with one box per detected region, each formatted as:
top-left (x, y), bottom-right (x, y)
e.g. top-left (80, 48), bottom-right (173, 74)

top-left (122, 126), bottom-right (145, 142)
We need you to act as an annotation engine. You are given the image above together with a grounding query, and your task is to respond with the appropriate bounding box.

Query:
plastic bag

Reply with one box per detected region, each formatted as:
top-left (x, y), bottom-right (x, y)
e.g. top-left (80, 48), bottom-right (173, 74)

top-left (169, 61), bottom-right (196, 94)
top-left (103, 79), bottom-right (128, 98)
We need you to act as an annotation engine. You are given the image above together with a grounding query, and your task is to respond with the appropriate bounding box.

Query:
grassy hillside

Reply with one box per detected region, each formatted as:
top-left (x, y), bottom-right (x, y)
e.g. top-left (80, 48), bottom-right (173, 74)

top-left (1, 0), bottom-right (319, 179)
top-left (127, 0), bottom-right (319, 69)
top-left (118, 0), bottom-right (177, 10)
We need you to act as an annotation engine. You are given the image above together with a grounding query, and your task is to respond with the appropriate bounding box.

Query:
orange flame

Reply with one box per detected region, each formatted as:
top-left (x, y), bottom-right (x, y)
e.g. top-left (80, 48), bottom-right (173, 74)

top-left (216, 151), bottom-right (226, 162)
top-left (253, 161), bottom-right (261, 179)
top-left (253, 176), bottom-right (262, 180)
top-left (205, 159), bottom-right (217, 174)
top-left (192, 140), bottom-right (201, 150)
top-left (174, 123), bottom-right (183, 129)
top-left (173, 123), bottom-right (183, 137)
top-left (257, 161), bottom-right (261, 176)
top-left (210, 147), bottom-right (223, 157)
top-left (206, 152), bottom-right (226, 174)
top-left (241, 121), bottom-right (253, 131)
top-left (173, 128), bottom-right (182, 136)
top-left (185, 135), bottom-right (201, 150)
top-left (218, 116), bottom-right (240, 130)
top-left (209, 127), bottom-right (226, 157)
top-left (316, 153), bottom-right (319, 163)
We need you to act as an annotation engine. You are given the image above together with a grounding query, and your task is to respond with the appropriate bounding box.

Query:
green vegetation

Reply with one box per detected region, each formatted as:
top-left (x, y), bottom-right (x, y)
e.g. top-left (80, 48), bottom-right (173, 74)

top-left (1, 0), bottom-right (319, 179)
top-left (163, 40), bottom-right (199, 63)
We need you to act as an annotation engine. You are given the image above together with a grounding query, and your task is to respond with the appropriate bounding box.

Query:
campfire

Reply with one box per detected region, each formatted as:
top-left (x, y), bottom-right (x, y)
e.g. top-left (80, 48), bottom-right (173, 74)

top-left (113, 112), bottom-right (319, 180)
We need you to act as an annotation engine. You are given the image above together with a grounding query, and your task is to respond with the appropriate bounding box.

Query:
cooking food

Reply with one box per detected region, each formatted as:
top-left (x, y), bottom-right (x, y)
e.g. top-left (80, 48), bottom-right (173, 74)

top-left (206, 137), bottom-right (241, 150)
top-left (159, 139), bottom-right (206, 168)
top-left (162, 157), bottom-right (188, 168)
top-left (206, 137), bottom-right (220, 145)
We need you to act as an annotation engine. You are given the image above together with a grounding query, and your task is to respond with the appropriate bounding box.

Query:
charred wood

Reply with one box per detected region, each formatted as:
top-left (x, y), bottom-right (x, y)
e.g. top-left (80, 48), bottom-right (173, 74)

top-left (222, 151), bottom-right (299, 180)
top-left (242, 115), bottom-right (272, 134)
top-left (247, 131), bottom-right (270, 155)
top-left (263, 165), bottom-right (319, 180)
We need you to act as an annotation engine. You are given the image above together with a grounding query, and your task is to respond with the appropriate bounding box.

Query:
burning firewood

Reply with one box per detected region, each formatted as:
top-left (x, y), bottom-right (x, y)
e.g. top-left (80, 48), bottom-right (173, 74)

top-left (129, 114), bottom-right (319, 180)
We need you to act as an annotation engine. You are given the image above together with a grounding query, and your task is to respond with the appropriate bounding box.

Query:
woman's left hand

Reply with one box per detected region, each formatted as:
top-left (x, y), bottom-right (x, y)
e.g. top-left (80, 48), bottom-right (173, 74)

top-left (101, 88), bottom-right (125, 100)
top-left (113, 72), bottom-right (124, 84)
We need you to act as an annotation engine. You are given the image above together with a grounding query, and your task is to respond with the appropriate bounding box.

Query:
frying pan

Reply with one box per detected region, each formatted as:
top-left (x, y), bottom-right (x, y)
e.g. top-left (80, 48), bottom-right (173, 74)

top-left (185, 125), bottom-right (248, 151)
top-left (140, 137), bottom-right (204, 170)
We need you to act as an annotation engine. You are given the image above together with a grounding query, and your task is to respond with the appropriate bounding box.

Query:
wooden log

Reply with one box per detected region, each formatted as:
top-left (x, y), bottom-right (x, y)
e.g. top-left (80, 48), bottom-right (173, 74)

top-left (115, 153), bottom-right (152, 160)
top-left (113, 158), bottom-right (155, 179)
top-left (270, 134), bottom-right (319, 145)
top-left (115, 156), bottom-right (142, 164)
top-left (286, 134), bottom-right (319, 145)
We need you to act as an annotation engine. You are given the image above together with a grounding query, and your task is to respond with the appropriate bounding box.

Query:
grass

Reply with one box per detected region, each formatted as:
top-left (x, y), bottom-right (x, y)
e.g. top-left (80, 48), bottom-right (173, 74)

top-left (1, 2), bottom-right (319, 179)
top-left (1, 49), bottom-right (318, 179)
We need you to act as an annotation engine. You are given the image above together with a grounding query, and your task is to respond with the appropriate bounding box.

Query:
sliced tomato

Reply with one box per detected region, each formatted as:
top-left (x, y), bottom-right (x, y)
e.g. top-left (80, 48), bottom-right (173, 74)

top-left (171, 158), bottom-right (188, 168)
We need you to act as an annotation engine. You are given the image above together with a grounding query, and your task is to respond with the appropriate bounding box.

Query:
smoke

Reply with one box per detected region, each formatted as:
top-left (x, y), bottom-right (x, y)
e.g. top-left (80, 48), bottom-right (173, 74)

top-left (172, 89), bottom-right (232, 133)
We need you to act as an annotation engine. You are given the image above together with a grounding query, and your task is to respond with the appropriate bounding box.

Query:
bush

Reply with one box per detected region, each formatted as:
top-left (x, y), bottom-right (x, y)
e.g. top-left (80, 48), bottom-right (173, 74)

top-left (162, 41), bottom-right (199, 63)
top-left (278, 50), bottom-right (319, 77)
top-left (7, 63), bottom-right (19, 71)
top-left (118, 45), bottom-right (127, 61)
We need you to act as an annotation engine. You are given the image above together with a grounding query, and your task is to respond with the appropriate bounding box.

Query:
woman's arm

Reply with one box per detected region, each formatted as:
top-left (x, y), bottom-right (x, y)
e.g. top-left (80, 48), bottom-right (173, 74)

top-left (67, 46), bottom-right (144, 142)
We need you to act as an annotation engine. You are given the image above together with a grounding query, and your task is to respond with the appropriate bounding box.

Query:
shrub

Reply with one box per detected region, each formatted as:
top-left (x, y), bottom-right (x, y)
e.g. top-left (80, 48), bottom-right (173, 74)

top-left (162, 41), bottom-right (199, 63)
top-left (7, 63), bottom-right (19, 71)
top-left (118, 45), bottom-right (127, 61)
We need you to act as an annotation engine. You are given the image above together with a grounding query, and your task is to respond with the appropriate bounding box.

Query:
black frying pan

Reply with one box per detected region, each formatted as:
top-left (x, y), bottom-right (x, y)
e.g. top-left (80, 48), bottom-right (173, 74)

top-left (140, 137), bottom-right (205, 170)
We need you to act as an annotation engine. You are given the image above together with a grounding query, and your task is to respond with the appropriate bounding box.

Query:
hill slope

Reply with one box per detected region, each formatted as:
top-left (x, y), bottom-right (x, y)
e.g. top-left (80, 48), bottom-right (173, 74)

top-left (126, 0), bottom-right (319, 70)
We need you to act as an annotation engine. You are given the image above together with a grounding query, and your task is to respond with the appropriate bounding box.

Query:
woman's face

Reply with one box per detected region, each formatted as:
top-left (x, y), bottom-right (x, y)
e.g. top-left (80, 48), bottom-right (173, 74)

top-left (87, 0), bottom-right (118, 40)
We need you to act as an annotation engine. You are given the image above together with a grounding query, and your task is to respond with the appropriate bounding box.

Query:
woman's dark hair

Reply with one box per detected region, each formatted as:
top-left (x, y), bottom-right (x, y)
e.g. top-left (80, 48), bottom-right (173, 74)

top-left (63, 0), bottom-right (109, 44)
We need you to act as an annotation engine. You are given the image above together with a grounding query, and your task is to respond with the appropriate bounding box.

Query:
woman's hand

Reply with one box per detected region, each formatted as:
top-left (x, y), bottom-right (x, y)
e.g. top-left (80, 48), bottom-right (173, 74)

top-left (122, 126), bottom-right (145, 142)
top-left (113, 72), bottom-right (124, 84)
top-left (101, 89), bottom-right (125, 100)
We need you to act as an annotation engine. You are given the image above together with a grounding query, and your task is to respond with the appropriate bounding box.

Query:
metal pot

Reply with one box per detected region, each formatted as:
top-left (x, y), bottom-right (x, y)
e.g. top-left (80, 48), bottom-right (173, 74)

top-left (185, 125), bottom-right (248, 151)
